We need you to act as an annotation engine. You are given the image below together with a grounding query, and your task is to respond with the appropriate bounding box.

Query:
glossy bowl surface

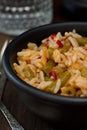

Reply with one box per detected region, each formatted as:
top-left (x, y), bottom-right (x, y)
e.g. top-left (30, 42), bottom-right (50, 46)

top-left (2, 22), bottom-right (87, 127)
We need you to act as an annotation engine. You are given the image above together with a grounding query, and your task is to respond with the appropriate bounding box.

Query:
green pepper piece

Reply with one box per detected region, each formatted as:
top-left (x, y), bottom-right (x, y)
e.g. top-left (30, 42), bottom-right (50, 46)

top-left (44, 75), bottom-right (50, 81)
top-left (43, 60), bottom-right (56, 74)
top-left (81, 67), bottom-right (87, 78)
top-left (76, 37), bottom-right (87, 46)
top-left (23, 66), bottom-right (35, 79)
top-left (48, 47), bottom-right (54, 59)
top-left (60, 71), bottom-right (71, 87)
top-left (52, 65), bottom-right (66, 76)
top-left (60, 41), bottom-right (71, 53)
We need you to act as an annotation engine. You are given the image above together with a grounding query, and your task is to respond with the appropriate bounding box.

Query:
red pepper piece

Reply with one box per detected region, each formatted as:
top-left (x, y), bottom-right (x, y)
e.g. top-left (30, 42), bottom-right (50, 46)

top-left (50, 34), bottom-right (56, 39)
top-left (49, 71), bottom-right (58, 80)
top-left (56, 40), bottom-right (63, 48)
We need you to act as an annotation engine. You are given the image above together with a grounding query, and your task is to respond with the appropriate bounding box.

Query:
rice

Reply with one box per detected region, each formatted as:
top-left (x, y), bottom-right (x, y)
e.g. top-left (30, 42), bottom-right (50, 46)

top-left (13, 30), bottom-right (87, 97)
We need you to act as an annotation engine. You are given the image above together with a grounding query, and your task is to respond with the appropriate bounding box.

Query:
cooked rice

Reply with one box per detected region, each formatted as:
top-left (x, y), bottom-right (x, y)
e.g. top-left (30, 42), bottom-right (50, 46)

top-left (13, 30), bottom-right (87, 97)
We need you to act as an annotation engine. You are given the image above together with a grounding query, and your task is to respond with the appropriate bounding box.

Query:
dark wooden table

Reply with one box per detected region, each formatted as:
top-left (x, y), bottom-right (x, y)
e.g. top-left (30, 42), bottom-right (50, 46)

top-left (0, 0), bottom-right (83, 130)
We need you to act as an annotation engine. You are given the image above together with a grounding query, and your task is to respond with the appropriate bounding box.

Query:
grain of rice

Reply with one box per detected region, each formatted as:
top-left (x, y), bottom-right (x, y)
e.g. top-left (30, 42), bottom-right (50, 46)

top-left (53, 79), bottom-right (61, 93)
top-left (81, 89), bottom-right (87, 96)
top-left (39, 71), bottom-right (44, 81)
top-left (75, 76), bottom-right (87, 90)
top-left (68, 36), bottom-right (79, 47)
top-left (37, 81), bottom-right (53, 90)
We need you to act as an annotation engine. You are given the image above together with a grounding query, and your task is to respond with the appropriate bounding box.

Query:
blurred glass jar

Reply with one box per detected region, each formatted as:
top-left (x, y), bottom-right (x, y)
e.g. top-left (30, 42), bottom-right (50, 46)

top-left (0, 0), bottom-right (53, 36)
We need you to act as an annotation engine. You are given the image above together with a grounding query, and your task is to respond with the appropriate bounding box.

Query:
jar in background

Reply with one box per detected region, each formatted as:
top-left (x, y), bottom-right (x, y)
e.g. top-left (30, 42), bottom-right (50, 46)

top-left (0, 0), bottom-right (53, 36)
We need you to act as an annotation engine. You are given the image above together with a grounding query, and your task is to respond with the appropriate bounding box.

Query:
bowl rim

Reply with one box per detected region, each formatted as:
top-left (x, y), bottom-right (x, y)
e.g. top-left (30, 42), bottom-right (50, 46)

top-left (3, 22), bottom-right (87, 105)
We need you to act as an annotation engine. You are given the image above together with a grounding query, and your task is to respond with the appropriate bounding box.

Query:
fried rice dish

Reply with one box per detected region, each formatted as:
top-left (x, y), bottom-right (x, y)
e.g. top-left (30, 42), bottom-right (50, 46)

top-left (13, 30), bottom-right (87, 97)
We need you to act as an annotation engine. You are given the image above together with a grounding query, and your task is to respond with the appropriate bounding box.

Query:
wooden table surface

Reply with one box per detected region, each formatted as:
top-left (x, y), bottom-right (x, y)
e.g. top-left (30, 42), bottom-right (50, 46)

top-left (0, 1), bottom-right (83, 130)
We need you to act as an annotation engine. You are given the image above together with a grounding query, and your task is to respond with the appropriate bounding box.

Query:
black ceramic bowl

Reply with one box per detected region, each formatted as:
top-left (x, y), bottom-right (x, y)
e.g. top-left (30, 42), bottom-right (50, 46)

top-left (2, 22), bottom-right (87, 127)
